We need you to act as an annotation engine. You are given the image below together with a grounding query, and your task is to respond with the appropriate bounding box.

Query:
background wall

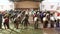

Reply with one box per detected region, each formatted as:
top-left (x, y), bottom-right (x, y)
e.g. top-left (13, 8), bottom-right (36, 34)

top-left (14, 1), bottom-right (40, 9)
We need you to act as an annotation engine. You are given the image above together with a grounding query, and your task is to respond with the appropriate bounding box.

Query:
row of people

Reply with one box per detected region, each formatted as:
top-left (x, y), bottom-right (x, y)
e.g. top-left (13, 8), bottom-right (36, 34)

top-left (33, 11), bottom-right (60, 28)
top-left (0, 10), bottom-right (60, 29)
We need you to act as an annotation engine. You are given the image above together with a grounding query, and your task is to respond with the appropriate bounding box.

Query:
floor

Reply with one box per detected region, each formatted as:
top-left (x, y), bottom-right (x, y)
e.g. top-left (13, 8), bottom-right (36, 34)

top-left (0, 16), bottom-right (60, 34)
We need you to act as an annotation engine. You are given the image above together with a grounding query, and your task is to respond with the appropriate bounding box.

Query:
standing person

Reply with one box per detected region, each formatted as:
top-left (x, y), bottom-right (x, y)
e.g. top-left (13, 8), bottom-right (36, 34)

top-left (43, 13), bottom-right (50, 28)
top-left (22, 14), bottom-right (29, 29)
top-left (39, 12), bottom-right (44, 23)
top-left (14, 17), bottom-right (20, 29)
top-left (50, 14), bottom-right (55, 28)
top-left (34, 16), bottom-right (39, 29)
top-left (4, 17), bottom-right (10, 29)
top-left (14, 17), bottom-right (18, 29)
top-left (33, 13), bottom-right (37, 22)
top-left (0, 12), bottom-right (2, 29)
top-left (56, 19), bottom-right (60, 27)
top-left (43, 16), bottom-right (48, 28)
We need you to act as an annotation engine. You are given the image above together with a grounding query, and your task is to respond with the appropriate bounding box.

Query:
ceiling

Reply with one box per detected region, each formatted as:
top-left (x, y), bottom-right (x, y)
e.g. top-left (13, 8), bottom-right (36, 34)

top-left (9, 0), bottom-right (43, 2)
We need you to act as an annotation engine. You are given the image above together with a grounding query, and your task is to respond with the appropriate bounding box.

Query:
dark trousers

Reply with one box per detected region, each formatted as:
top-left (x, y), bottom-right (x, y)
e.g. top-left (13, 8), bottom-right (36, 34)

top-left (0, 17), bottom-right (2, 29)
top-left (14, 23), bottom-right (19, 29)
top-left (4, 23), bottom-right (9, 29)
top-left (56, 22), bottom-right (59, 27)
top-left (50, 21), bottom-right (54, 28)
top-left (34, 21), bottom-right (38, 29)
top-left (24, 21), bottom-right (28, 27)
top-left (43, 21), bottom-right (48, 28)
top-left (0, 23), bottom-right (2, 29)
top-left (40, 17), bottom-right (43, 23)
top-left (0, 21), bottom-right (2, 29)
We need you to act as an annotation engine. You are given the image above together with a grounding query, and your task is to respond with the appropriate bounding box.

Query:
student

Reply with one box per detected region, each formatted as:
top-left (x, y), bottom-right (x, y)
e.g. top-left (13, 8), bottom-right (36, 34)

top-left (56, 19), bottom-right (60, 27)
top-left (40, 12), bottom-right (44, 23)
top-left (34, 16), bottom-right (39, 29)
top-left (50, 14), bottom-right (55, 28)
top-left (4, 17), bottom-right (9, 29)
top-left (22, 14), bottom-right (29, 29)
top-left (33, 13), bottom-right (37, 22)
top-left (14, 17), bottom-right (19, 29)
top-left (43, 16), bottom-right (48, 28)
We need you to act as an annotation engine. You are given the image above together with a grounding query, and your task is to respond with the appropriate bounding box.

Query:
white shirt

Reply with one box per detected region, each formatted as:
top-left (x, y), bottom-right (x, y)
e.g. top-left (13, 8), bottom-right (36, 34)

top-left (43, 17), bottom-right (47, 21)
top-left (34, 17), bottom-right (37, 21)
top-left (50, 16), bottom-right (55, 21)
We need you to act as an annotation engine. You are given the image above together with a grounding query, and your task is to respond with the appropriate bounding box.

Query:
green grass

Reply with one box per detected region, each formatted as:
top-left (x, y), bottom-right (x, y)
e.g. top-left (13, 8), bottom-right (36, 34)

top-left (0, 24), bottom-right (43, 34)
top-left (20, 29), bottom-right (43, 34)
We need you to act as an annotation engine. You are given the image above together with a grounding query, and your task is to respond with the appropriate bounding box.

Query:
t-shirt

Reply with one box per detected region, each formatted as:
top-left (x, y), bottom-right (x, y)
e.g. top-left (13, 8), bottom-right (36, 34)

top-left (50, 16), bottom-right (55, 21)
top-left (4, 18), bottom-right (9, 23)
top-left (34, 17), bottom-right (37, 21)
top-left (43, 17), bottom-right (47, 21)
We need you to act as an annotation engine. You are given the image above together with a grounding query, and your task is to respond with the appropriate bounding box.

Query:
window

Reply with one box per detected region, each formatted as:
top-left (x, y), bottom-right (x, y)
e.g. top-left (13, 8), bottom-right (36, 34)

top-left (0, 0), bottom-right (14, 11)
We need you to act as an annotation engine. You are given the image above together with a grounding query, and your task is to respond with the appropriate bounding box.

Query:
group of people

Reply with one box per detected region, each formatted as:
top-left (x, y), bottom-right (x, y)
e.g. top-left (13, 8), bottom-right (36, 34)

top-left (33, 11), bottom-right (60, 29)
top-left (0, 10), bottom-right (60, 29)
top-left (3, 10), bottom-right (29, 29)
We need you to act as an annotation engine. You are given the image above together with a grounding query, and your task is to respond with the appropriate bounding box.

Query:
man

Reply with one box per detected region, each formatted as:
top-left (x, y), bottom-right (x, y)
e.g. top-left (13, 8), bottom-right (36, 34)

top-left (22, 14), bottom-right (29, 29)
top-left (40, 12), bottom-right (44, 23)
top-left (56, 19), bottom-right (60, 27)
top-left (43, 16), bottom-right (48, 28)
top-left (50, 14), bottom-right (55, 28)
top-left (34, 16), bottom-right (39, 29)
top-left (14, 17), bottom-right (20, 29)
top-left (4, 17), bottom-right (10, 29)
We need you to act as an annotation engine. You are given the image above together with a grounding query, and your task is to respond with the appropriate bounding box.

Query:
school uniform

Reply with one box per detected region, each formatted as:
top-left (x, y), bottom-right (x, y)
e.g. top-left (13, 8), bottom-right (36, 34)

top-left (4, 18), bottom-right (9, 29)
top-left (50, 16), bottom-right (55, 28)
top-left (43, 17), bottom-right (48, 28)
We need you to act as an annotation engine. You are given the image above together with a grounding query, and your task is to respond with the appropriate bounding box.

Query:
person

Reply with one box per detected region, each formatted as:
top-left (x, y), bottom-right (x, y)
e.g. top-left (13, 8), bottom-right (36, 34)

top-left (39, 12), bottom-right (44, 23)
top-left (0, 12), bottom-right (2, 29)
top-left (4, 17), bottom-right (10, 29)
top-left (33, 13), bottom-right (37, 22)
top-left (50, 14), bottom-right (55, 28)
top-left (14, 17), bottom-right (20, 29)
top-left (34, 16), bottom-right (39, 29)
top-left (43, 16), bottom-right (48, 28)
top-left (56, 19), bottom-right (60, 27)
top-left (22, 14), bottom-right (29, 29)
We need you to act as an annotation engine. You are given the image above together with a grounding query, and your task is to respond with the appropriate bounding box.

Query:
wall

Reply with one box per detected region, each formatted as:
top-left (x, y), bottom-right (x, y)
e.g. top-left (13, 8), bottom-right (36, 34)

top-left (14, 1), bottom-right (40, 9)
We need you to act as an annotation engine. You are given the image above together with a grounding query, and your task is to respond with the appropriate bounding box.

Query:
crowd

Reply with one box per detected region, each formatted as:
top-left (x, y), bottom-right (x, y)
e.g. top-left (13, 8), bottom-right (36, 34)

top-left (0, 10), bottom-right (59, 29)
top-left (0, 10), bottom-right (30, 29)
top-left (33, 11), bottom-right (60, 29)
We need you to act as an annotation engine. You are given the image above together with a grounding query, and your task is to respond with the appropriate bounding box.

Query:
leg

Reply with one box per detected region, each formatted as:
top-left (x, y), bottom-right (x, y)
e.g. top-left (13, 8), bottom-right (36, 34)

top-left (16, 23), bottom-right (19, 29)
top-left (44, 21), bottom-right (48, 28)
top-left (0, 22), bottom-right (2, 29)
top-left (34, 21), bottom-right (38, 29)
top-left (6, 23), bottom-right (10, 29)
top-left (51, 21), bottom-right (54, 28)
top-left (4, 23), bottom-right (6, 29)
